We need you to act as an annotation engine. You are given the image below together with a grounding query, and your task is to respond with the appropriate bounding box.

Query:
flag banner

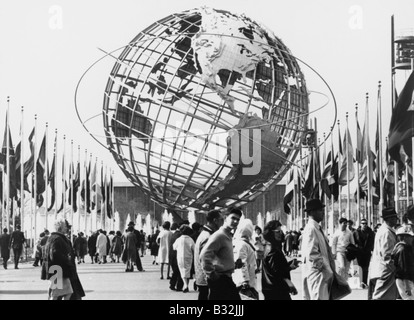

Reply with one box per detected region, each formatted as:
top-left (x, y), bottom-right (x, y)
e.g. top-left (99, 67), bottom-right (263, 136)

top-left (106, 174), bottom-right (113, 219)
top-left (388, 69), bottom-right (414, 166)
top-left (329, 154), bottom-right (340, 201)
top-left (356, 118), bottom-right (364, 164)
top-left (339, 128), bottom-right (355, 186)
top-left (321, 149), bottom-right (333, 199)
top-left (34, 134), bottom-right (46, 205)
top-left (47, 155), bottom-right (56, 212)
top-left (90, 162), bottom-right (97, 210)
top-left (283, 169), bottom-right (294, 214)
top-left (81, 161), bottom-right (91, 213)
top-left (1, 125), bottom-right (17, 201)
top-left (22, 127), bottom-right (35, 193)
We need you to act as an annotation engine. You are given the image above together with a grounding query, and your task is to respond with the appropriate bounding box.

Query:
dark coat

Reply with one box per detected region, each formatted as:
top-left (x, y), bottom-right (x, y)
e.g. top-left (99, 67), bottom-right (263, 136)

top-left (354, 226), bottom-right (375, 267)
top-left (111, 235), bottom-right (123, 256)
top-left (261, 246), bottom-right (292, 300)
top-left (87, 233), bottom-right (98, 256)
top-left (9, 230), bottom-right (25, 251)
top-left (0, 233), bottom-right (10, 259)
top-left (41, 232), bottom-right (85, 299)
top-left (122, 231), bottom-right (138, 264)
top-left (74, 236), bottom-right (88, 256)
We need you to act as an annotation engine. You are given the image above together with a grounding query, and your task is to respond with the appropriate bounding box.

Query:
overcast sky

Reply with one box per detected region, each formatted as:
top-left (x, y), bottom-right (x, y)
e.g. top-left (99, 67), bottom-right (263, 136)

top-left (0, 0), bottom-right (413, 186)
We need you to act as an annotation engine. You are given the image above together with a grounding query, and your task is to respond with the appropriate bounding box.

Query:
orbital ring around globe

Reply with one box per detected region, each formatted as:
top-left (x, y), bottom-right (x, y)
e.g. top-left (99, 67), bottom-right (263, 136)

top-left (74, 7), bottom-right (337, 213)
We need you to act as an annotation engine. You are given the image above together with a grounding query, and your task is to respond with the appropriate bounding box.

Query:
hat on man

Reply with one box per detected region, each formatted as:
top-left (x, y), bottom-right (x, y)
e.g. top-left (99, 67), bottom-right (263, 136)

top-left (128, 221), bottom-right (135, 226)
top-left (304, 199), bottom-right (325, 212)
top-left (396, 225), bottom-right (414, 237)
top-left (381, 207), bottom-right (398, 220)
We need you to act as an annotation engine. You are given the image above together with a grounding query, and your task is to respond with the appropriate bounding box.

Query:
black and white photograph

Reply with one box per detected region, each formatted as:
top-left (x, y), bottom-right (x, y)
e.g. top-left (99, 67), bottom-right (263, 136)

top-left (0, 0), bottom-right (413, 305)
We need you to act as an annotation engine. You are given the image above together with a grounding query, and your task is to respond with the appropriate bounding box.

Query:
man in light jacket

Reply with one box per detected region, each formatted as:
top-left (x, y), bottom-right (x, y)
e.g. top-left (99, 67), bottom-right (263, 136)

top-left (301, 199), bottom-right (334, 300)
top-left (368, 207), bottom-right (399, 300)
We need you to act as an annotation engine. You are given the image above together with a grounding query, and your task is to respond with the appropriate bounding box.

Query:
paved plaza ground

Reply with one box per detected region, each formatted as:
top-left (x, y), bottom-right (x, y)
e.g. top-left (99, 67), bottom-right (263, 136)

top-left (0, 253), bottom-right (368, 300)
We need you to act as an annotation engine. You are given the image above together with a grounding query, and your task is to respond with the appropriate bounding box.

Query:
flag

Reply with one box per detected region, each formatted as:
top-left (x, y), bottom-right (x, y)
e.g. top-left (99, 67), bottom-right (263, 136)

top-left (283, 168), bottom-right (295, 214)
top-left (23, 128), bottom-right (35, 192)
top-left (81, 160), bottom-right (91, 213)
top-left (302, 151), bottom-right (314, 200)
top-left (101, 165), bottom-right (106, 205)
top-left (106, 173), bottom-right (113, 219)
top-left (47, 154), bottom-right (56, 212)
top-left (90, 161), bottom-right (97, 210)
top-left (34, 134), bottom-right (46, 207)
top-left (1, 123), bottom-right (17, 201)
top-left (388, 69), bottom-right (414, 166)
top-left (330, 153), bottom-right (340, 201)
top-left (68, 161), bottom-right (80, 212)
top-left (356, 117), bottom-right (364, 164)
top-left (339, 127), bottom-right (355, 186)
top-left (321, 149), bottom-right (333, 199)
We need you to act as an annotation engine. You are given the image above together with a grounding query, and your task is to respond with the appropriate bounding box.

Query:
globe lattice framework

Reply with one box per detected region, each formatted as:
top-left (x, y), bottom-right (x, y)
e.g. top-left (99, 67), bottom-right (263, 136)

top-left (103, 7), bottom-right (309, 213)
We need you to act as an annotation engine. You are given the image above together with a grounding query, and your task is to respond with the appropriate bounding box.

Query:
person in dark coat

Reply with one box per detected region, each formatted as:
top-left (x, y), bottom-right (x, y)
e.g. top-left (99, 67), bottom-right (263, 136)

top-left (354, 218), bottom-right (375, 287)
top-left (9, 225), bottom-right (26, 269)
top-left (0, 228), bottom-right (11, 269)
top-left (73, 232), bottom-right (87, 264)
top-left (122, 226), bottom-right (138, 272)
top-left (87, 231), bottom-right (98, 264)
top-left (261, 220), bottom-right (298, 300)
top-left (150, 228), bottom-right (160, 265)
top-left (127, 222), bottom-right (144, 271)
top-left (111, 231), bottom-right (123, 263)
top-left (41, 218), bottom-right (85, 300)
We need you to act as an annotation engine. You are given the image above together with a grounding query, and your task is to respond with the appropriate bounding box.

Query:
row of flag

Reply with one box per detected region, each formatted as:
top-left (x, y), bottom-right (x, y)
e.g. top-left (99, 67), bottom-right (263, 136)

top-left (284, 68), bottom-right (414, 217)
top-left (0, 110), bottom-right (115, 228)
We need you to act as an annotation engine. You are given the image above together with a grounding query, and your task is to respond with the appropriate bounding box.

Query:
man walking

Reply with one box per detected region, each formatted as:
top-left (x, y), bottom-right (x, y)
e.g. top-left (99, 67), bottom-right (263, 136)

top-left (301, 199), bottom-right (334, 300)
top-left (194, 210), bottom-right (223, 300)
top-left (0, 228), bottom-right (11, 269)
top-left (200, 207), bottom-right (242, 300)
top-left (354, 218), bottom-right (375, 288)
top-left (128, 221), bottom-right (145, 271)
top-left (9, 225), bottom-right (26, 269)
top-left (331, 217), bottom-right (355, 281)
top-left (368, 207), bottom-right (399, 300)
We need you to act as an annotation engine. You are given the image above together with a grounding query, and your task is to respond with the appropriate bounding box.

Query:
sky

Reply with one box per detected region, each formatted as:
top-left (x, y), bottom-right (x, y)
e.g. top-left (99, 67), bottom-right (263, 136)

top-left (0, 0), bottom-right (413, 189)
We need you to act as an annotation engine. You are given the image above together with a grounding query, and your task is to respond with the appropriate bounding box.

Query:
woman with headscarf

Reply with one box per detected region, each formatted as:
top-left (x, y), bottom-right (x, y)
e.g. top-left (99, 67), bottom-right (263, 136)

top-left (261, 220), bottom-right (298, 300)
top-left (232, 219), bottom-right (258, 299)
top-left (41, 218), bottom-right (85, 300)
top-left (111, 231), bottom-right (123, 263)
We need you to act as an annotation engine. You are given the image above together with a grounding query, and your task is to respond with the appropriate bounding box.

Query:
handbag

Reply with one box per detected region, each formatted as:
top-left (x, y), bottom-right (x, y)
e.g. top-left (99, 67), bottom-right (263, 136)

top-left (239, 286), bottom-right (259, 300)
top-left (330, 271), bottom-right (352, 300)
top-left (345, 243), bottom-right (360, 261)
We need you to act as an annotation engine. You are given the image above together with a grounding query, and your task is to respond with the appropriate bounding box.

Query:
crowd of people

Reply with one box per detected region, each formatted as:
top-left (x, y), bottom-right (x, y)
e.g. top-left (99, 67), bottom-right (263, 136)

top-left (1, 200), bottom-right (414, 301)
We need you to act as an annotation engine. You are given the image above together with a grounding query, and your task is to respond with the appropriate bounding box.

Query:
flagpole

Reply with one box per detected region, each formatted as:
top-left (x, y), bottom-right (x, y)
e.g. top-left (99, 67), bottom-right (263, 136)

top-left (63, 135), bottom-right (66, 219)
top-left (299, 146), bottom-right (304, 229)
top-left (337, 119), bottom-right (342, 219)
top-left (54, 129), bottom-right (58, 221)
top-left (70, 140), bottom-right (74, 234)
top-left (346, 112), bottom-right (351, 221)
top-left (112, 169), bottom-right (115, 231)
top-left (45, 122), bottom-right (49, 231)
top-left (20, 106), bottom-right (25, 235)
top-left (323, 132), bottom-right (328, 230)
top-left (6, 97), bottom-right (10, 231)
top-left (355, 104), bottom-right (361, 222)
top-left (101, 161), bottom-right (104, 229)
top-left (84, 149), bottom-right (88, 236)
top-left (77, 145), bottom-right (81, 234)
top-left (95, 157), bottom-right (98, 231)
top-left (377, 82), bottom-right (385, 214)
top-left (365, 93), bottom-right (373, 226)
top-left (33, 115), bottom-right (38, 246)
